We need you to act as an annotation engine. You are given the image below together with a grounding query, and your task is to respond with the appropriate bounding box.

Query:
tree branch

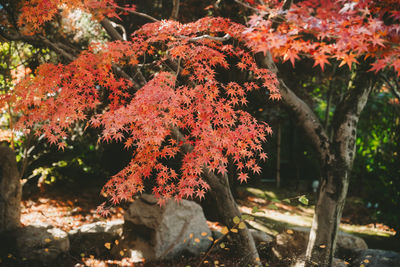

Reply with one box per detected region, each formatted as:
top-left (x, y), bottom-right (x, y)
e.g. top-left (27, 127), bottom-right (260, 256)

top-left (100, 18), bottom-right (146, 87)
top-left (256, 53), bottom-right (331, 163)
top-left (233, 0), bottom-right (259, 12)
top-left (100, 18), bottom-right (124, 41)
top-left (38, 36), bottom-right (76, 62)
top-left (113, 6), bottom-right (159, 22)
top-left (188, 33), bottom-right (231, 43)
top-left (381, 74), bottom-right (400, 103)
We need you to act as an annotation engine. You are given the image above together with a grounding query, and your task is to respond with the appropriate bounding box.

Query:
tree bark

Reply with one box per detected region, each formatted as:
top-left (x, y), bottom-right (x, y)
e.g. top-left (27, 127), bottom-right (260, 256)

top-left (304, 157), bottom-right (349, 266)
top-left (0, 146), bottom-right (21, 232)
top-left (170, 128), bottom-right (262, 266)
top-left (257, 52), bottom-right (374, 266)
top-left (204, 169), bottom-right (261, 266)
top-left (304, 76), bottom-right (373, 266)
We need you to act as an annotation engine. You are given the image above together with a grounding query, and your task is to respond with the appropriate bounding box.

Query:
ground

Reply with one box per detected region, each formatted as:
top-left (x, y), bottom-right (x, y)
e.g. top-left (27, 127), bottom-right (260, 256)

top-left (9, 181), bottom-right (399, 266)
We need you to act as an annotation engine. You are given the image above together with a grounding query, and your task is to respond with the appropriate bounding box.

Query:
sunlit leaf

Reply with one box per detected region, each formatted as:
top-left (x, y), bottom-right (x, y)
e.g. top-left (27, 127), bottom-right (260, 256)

top-left (298, 195), bottom-right (309, 205)
top-left (221, 227), bottom-right (229, 235)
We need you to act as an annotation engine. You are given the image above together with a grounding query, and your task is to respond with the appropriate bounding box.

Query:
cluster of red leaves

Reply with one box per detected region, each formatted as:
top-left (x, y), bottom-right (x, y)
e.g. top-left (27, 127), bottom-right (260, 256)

top-left (11, 17), bottom-right (279, 208)
top-left (246, 0), bottom-right (400, 75)
top-left (17, 0), bottom-right (135, 35)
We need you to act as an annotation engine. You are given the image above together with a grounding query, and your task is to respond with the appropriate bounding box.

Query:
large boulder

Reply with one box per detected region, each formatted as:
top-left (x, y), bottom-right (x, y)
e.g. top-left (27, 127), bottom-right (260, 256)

top-left (68, 220), bottom-right (123, 256)
top-left (272, 227), bottom-right (367, 262)
top-left (350, 249), bottom-right (400, 267)
top-left (115, 194), bottom-right (212, 261)
top-left (13, 224), bottom-right (69, 265)
top-left (0, 146), bottom-right (21, 232)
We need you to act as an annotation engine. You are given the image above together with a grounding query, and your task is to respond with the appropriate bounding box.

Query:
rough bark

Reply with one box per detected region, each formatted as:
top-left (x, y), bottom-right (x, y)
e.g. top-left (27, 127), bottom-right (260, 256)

top-left (304, 76), bottom-right (373, 267)
top-left (0, 146), bottom-right (21, 232)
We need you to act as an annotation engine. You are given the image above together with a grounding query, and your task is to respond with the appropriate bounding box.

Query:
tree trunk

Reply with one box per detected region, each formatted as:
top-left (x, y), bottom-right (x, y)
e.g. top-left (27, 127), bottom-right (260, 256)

top-left (204, 169), bottom-right (261, 266)
top-left (256, 52), bottom-right (375, 266)
top-left (0, 146), bottom-right (21, 232)
top-left (170, 127), bottom-right (262, 266)
top-left (304, 157), bottom-right (349, 266)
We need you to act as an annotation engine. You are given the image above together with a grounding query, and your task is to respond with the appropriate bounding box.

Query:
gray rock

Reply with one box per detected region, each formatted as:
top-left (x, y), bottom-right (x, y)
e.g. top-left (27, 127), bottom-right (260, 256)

top-left (249, 229), bottom-right (274, 246)
top-left (293, 258), bottom-right (349, 267)
top-left (116, 194), bottom-right (212, 261)
top-left (14, 224), bottom-right (69, 264)
top-left (68, 220), bottom-right (123, 255)
top-left (272, 227), bottom-right (367, 262)
top-left (0, 146), bottom-right (21, 232)
top-left (351, 249), bottom-right (400, 267)
top-left (333, 257), bottom-right (349, 267)
top-left (211, 229), bottom-right (224, 240)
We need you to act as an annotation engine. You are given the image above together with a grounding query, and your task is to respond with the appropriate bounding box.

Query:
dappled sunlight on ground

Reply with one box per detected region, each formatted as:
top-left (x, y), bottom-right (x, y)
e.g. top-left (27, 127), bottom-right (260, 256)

top-left (21, 192), bottom-right (124, 232)
top-left (17, 184), bottom-right (398, 266)
top-left (238, 191), bottom-right (396, 239)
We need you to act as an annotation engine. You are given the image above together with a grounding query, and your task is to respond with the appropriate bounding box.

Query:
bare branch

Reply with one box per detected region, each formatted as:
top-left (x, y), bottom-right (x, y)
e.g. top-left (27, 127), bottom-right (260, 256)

top-left (113, 6), bottom-right (159, 22)
top-left (100, 18), bottom-right (146, 87)
top-left (188, 33), bottom-right (231, 43)
top-left (256, 52), bottom-right (331, 163)
top-left (381, 74), bottom-right (400, 103)
top-left (38, 36), bottom-right (76, 62)
top-left (233, 0), bottom-right (259, 12)
top-left (100, 18), bottom-right (124, 41)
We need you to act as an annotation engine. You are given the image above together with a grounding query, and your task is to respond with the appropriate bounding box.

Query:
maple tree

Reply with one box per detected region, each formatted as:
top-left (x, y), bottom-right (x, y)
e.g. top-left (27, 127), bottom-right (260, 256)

top-left (1, 0), bottom-right (400, 266)
top-left (0, 0), bottom-right (280, 265)
top-left (242, 0), bottom-right (400, 266)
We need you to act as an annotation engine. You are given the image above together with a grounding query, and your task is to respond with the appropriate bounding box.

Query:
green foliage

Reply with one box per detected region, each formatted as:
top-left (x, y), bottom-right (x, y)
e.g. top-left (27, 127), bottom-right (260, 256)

top-left (298, 195), bottom-right (309, 205)
top-left (353, 84), bottom-right (400, 231)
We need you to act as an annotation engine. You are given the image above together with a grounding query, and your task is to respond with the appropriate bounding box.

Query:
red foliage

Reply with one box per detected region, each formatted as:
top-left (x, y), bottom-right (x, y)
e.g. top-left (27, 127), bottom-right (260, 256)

top-left (246, 0), bottom-right (400, 75)
top-left (9, 15), bottom-right (279, 205)
top-left (9, 0), bottom-right (400, 208)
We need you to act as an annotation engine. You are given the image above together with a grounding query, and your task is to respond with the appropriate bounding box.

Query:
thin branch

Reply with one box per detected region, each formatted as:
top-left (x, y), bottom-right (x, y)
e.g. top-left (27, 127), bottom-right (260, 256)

top-left (188, 33), bottom-right (231, 43)
top-left (233, 0), bottom-right (259, 12)
top-left (381, 74), bottom-right (400, 103)
top-left (100, 18), bottom-right (146, 87)
top-left (113, 6), bottom-right (159, 22)
top-left (271, 0), bottom-right (292, 29)
top-left (38, 36), bottom-right (76, 61)
top-left (170, 0), bottom-right (180, 20)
